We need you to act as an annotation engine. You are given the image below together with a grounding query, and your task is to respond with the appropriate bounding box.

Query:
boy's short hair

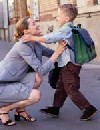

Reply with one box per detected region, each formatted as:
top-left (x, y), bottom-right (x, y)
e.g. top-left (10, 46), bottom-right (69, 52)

top-left (58, 4), bottom-right (78, 21)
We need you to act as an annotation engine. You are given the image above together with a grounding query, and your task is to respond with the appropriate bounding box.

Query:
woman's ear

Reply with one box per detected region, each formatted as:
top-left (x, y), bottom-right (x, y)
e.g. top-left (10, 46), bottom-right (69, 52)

top-left (24, 29), bottom-right (30, 34)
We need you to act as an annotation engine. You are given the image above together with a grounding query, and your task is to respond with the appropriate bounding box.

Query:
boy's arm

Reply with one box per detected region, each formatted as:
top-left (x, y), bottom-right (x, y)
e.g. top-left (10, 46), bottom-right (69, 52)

top-left (22, 34), bottom-right (46, 43)
top-left (22, 31), bottom-right (67, 44)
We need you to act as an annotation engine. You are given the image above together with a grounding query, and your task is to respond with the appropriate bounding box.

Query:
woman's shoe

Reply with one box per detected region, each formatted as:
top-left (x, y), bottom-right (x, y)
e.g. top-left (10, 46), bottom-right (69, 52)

top-left (0, 113), bottom-right (16, 126)
top-left (14, 111), bottom-right (36, 122)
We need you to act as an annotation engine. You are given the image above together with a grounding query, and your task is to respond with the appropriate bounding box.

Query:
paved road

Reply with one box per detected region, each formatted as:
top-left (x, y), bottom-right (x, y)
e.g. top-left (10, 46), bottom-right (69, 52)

top-left (0, 40), bottom-right (100, 130)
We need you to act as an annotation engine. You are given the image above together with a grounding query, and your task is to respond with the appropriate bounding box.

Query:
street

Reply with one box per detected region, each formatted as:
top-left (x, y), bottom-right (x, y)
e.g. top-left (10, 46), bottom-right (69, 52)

top-left (0, 40), bottom-right (100, 130)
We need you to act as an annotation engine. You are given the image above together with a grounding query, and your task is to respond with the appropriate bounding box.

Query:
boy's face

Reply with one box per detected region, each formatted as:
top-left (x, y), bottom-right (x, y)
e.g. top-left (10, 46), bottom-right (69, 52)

top-left (27, 18), bottom-right (41, 36)
top-left (56, 8), bottom-right (69, 27)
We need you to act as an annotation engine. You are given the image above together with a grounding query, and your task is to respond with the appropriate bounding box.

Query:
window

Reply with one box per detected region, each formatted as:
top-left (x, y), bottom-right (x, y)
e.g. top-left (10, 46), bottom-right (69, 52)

top-left (60, 0), bottom-right (76, 4)
top-left (77, 0), bottom-right (86, 7)
top-left (30, 0), bottom-right (39, 20)
top-left (8, 0), bottom-right (14, 19)
top-left (86, 0), bottom-right (98, 5)
top-left (98, 0), bottom-right (100, 4)
top-left (0, 0), bottom-right (8, 28)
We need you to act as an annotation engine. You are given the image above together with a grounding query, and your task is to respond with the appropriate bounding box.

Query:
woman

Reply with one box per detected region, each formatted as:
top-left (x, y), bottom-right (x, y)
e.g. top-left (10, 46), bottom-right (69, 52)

top-left (0, 16), bottom-right (66, 126)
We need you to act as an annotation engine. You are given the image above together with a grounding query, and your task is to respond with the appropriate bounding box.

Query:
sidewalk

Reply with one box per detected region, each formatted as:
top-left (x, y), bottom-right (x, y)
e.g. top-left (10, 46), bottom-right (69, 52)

top-left (83, 63), bottom-right (100, 69)
top-left (0, 40), bottom-right (100, 130)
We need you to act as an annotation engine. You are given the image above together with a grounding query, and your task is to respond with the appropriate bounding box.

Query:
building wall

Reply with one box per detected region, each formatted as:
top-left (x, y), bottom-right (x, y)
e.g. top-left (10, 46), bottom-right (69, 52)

top-left (39, 0), bottom-right (59, 21)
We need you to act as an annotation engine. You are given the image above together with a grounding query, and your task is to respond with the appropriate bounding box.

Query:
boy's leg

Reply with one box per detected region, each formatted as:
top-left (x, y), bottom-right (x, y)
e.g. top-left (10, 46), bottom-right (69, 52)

top-left (40, 62), bottom-right (97, 120)
top-left (53, 72), bottom-right (67, 107)
top-left (40, 70), bottom-right (68, 117)
top-left (62, 62), bottom-right (97, 120)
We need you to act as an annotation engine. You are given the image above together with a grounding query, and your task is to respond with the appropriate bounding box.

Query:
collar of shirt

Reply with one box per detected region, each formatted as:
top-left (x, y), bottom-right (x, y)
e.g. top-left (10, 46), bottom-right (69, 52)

top-left (60, 22), bottom-right (73, 30)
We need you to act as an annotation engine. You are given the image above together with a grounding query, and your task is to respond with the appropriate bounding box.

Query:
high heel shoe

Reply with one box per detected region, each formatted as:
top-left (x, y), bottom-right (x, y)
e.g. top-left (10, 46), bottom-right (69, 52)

top-left (0, 113), bottom-right (16, 126)
top-left (14, 111), bottom-right (36, 122)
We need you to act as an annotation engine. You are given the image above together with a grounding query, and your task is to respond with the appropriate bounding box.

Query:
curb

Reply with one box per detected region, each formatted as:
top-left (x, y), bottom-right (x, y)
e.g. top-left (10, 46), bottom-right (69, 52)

top-left (83, 64), bottom-right (100, 69)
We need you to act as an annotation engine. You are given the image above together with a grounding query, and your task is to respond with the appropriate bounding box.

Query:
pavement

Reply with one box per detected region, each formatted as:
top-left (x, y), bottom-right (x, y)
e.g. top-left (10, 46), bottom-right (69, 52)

top-left (0, 40), bottom-right (100, 130)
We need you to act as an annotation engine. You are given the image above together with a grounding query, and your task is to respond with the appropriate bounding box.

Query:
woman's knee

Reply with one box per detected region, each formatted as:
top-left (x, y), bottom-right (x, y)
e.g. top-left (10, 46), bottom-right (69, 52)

top-left (28, 89), bottom-right (41, 103)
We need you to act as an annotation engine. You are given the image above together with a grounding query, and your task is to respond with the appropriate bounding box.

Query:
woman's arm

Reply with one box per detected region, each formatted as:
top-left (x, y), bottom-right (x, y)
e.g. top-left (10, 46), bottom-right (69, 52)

top-left (33, 73), bottom-right (43, 89)
top-left (17, 41), bottom-right (66, 76)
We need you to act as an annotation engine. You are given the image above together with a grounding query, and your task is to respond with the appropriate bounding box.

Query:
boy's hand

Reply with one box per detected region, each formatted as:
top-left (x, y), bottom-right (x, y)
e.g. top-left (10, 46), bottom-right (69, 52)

top-left (22, 34), bottom-right (34, 42)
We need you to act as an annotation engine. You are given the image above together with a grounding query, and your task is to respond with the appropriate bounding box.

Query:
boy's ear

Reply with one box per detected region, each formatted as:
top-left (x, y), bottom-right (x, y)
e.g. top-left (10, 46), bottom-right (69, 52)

top-left (24, 29), bottom-right (30, 34)
top-left (65, 16), bottom-right (70, 22)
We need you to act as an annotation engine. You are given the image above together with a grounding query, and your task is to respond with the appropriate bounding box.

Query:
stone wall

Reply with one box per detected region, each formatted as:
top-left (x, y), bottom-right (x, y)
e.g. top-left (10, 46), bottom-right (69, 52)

top-left (74, 14), bottom-right (100, 61)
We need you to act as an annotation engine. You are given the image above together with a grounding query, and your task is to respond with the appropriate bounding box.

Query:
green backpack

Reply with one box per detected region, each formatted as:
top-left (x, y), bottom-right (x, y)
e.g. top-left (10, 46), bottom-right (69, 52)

top-left (69, 26), bottom-right (97, 65)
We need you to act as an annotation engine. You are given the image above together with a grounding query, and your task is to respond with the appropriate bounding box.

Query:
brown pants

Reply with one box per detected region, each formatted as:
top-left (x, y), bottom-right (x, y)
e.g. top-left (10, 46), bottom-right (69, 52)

top-left (53, 62), bottom-right (90, 110)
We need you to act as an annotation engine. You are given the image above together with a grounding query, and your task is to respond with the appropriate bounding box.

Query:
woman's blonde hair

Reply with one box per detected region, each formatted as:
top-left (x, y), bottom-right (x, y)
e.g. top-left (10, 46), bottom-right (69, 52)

top-left (14, 16), bottom-right (29, 41)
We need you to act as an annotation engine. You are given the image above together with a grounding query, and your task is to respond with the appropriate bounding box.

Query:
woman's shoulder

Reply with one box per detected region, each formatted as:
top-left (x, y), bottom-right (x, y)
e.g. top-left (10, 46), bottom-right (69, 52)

top-left (15, 40), bottom-right (34, 54)
top-left (15, 39), bottom-right (27, 48)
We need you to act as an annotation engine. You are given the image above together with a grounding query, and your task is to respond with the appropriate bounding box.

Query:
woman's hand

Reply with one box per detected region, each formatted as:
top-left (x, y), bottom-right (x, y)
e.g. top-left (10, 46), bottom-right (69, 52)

top-left (55, 40), bottom-right (66, 55)
top-left (50, 40), bottom-right (66, 62)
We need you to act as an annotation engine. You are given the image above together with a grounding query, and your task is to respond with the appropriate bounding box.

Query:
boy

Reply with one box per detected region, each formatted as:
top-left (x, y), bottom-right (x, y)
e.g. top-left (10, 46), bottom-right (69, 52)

top-left (22, 4), bottom-right (97, 121)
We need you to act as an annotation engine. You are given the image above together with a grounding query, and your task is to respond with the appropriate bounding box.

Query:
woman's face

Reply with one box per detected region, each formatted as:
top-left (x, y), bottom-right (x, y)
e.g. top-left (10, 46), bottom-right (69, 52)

top-left (27, 18), bottom-right (41, 36)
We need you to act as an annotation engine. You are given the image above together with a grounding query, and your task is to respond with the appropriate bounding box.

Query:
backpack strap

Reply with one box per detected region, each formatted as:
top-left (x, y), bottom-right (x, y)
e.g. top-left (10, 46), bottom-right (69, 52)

top-left (70, 24), bottom-right (94, 47)
top-left (66, 25), bottom-right (76, 52)
top-left (66, 44), bottom-right (74, 52)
